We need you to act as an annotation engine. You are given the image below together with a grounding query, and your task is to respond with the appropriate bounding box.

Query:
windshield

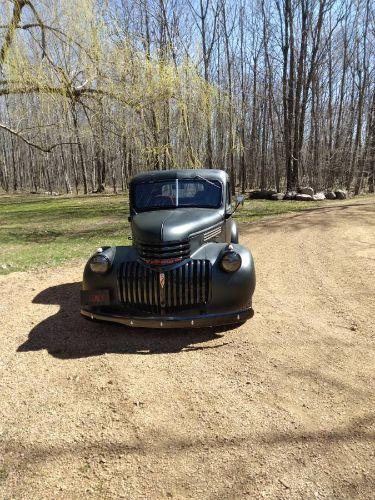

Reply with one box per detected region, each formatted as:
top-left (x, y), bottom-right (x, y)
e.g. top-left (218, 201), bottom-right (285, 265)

top-left (132, 178), bottom-right (223, 212)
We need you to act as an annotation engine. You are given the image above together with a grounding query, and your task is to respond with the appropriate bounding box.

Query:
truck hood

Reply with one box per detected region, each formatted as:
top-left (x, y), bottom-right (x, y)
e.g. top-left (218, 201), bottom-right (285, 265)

top-left (131, 208), bottom-right (223, 243)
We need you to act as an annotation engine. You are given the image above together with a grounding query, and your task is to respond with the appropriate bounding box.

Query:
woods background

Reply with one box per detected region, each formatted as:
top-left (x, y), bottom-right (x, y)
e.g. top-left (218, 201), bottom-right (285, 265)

top-left (0, 0), bottom-right (374, 195)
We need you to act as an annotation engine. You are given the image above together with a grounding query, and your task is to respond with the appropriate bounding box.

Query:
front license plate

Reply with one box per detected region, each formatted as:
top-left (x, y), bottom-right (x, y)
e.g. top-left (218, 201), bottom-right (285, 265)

top-left (81, 289), bottom-right (110, 306)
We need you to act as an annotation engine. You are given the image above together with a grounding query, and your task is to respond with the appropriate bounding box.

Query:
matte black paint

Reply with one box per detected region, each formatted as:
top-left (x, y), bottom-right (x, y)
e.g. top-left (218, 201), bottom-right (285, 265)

top-left (81, 169), bottom-right (255, 328)
top-left (131, 208), bottom-right (223, 244)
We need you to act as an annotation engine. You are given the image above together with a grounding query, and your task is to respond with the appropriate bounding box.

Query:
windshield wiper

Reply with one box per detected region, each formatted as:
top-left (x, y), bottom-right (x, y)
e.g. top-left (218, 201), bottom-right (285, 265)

top-left (193, 174), bottom-right (221, 189)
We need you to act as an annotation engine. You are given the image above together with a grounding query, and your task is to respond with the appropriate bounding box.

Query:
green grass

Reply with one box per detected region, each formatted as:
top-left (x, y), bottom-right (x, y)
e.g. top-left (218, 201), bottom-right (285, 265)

top-left (0, 192), bottom-right (372, 275)
top-left (0, 194), bottom-right (131, 274)
top-left (235, 198), bottom-right (324, 222)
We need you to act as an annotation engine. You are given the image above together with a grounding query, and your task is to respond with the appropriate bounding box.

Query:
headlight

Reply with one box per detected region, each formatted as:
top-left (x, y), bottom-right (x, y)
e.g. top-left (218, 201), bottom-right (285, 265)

top-left (89, 254), bottom-right (111, 274)
top-left (220, 250), bottom-right (242, 272)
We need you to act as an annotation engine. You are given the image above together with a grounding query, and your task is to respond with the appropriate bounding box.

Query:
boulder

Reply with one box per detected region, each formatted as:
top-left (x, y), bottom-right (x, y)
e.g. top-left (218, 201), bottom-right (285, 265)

top-left (335, 189), bottom-right (347, 200)
top-left (325, 191), bottom-right (336, 200)
top-left (271, 193), bottom-right (284, 201)
top-left (295, 194), bottom-right (313, 201)
top-left (299, 186), bottom-right (314, 197)
top-left (313, 192), bottom-right (325, 201)
top-left (249, 190), bottom-right (277, 200)
top-left (283, 191), bottom-right (297, 200)
top-left (249, 190), bottom-right (269, 199)
top-left (266, 190), bottom-right (278, 199)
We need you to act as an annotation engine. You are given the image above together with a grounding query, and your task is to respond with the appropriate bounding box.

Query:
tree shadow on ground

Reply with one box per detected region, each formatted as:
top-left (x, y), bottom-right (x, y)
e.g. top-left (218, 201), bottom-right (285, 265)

top-left (3, 412), bottom-right (374, 465)
top-left (17, 282), bottom-right (233, 359)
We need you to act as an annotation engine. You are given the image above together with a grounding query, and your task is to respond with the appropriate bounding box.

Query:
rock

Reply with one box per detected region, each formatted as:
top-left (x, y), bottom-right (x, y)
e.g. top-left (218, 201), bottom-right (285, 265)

top-left (299, 186), bottom-right (314, 196)
top-left (325, 191), bottom-right (336, 200)
top-left (249, 190), bottom-right (268, 199)
top-left (295, 194), bottom-right (313, 201)
top-left (335, 189), bottom-right (347, 199)
top-left (313, 192), bottom-right (325, 200)
top-left (266, 190), bottom-right (278, 199)
top-left (249, 190), bottom-right (277, 200)
top-left (133, 400), bottom-right (144, 407)
top-left (271, 193), bottom-right (284, 201)
top-left (283, 191), bottom-right (297, 200)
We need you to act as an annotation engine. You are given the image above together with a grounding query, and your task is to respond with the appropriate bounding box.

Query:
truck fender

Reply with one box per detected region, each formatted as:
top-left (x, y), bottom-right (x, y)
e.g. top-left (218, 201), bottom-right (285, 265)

top-left (231, 220), bottom-right (239, 243)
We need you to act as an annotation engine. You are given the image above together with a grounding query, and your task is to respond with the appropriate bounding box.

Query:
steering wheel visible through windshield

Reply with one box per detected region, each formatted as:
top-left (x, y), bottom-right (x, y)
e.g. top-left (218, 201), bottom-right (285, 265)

top-left (132, 178), bottom-right (223, 212)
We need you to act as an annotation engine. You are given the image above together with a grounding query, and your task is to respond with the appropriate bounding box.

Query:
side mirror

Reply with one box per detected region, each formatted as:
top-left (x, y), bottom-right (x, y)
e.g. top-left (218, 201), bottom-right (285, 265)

top-left (235, 195), bottom-right (245, 208)
top-left (234, 195), bottom-right (245, 212)
top-left (230, 195), bottom-right (245, 216)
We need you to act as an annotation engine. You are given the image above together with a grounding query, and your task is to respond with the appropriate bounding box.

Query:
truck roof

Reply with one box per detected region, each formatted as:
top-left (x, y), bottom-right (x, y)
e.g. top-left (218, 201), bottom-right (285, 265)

top-left (130, 169), bottom-right (228, 184)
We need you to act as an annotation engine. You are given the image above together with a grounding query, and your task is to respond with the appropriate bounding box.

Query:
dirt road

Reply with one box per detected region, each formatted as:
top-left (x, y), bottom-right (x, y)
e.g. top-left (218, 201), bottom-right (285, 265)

top-left (0, 199), bottom-right (374, 499)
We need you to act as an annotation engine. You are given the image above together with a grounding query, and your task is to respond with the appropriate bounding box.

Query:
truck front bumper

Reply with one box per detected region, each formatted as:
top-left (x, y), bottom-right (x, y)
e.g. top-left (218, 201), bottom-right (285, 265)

top-left (80, 307), bottom-right (254, 329)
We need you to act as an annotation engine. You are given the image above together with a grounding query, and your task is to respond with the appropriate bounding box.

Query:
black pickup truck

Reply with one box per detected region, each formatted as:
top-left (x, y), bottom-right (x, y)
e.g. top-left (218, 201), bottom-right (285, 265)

top-left (81, 169), bottom-right (256, 328)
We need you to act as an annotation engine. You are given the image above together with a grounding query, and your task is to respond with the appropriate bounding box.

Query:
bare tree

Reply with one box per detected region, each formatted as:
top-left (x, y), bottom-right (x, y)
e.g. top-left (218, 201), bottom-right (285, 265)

top-left (0, 0), bottom-right (373, 195)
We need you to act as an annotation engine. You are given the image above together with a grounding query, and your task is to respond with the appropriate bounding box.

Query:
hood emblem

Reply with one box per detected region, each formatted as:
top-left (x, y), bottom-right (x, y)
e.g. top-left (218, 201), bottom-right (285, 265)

top-left (159, 272), bottom-right (165, 288)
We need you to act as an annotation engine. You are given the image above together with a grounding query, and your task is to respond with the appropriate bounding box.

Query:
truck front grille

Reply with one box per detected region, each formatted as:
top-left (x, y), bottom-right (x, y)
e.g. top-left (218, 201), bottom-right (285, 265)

top-left (118, 260), bottom-right (211, 314)
top-left (135, 239), bottom-right (190, 263)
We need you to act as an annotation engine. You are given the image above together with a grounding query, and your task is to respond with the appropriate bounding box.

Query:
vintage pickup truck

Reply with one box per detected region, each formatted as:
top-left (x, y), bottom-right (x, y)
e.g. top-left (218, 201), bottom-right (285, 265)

top-left (81, 169), bottom-right (256, 328)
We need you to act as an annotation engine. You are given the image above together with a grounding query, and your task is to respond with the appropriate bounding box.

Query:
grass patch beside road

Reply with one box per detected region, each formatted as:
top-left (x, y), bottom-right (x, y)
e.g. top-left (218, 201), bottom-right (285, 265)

top-left (235, 198), bottom-right (323, 222)
top-left (0, 193), bottom-right (372, 274)
top-left (0, 194), bottom-right (130, 274)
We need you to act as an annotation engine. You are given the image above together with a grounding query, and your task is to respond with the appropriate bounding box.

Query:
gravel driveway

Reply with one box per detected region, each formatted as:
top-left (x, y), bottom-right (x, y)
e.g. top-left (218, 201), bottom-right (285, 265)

top-left (0, 199), bottom-right (374, 499)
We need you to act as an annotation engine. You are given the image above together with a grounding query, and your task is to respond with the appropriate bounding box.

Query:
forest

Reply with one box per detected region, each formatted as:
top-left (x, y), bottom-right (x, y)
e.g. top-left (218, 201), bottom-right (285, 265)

top-left (0, 0), bottom-right (374, 195)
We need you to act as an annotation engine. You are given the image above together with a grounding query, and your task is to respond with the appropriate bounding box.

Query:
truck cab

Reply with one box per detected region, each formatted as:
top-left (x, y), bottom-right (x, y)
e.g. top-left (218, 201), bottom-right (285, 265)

top-left (129, 169), bottom-right (239, 261)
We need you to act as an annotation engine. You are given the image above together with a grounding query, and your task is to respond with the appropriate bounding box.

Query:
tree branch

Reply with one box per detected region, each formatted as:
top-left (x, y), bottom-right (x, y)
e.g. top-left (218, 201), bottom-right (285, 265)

top-left (0, 0), bottom-right (26, 67)
top-left (0, 122), bottom-right (77, 153)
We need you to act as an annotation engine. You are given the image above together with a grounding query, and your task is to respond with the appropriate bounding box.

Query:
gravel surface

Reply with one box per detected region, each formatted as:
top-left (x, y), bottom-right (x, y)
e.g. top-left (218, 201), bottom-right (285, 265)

top-left (0, 199), bottom-right (374, 499)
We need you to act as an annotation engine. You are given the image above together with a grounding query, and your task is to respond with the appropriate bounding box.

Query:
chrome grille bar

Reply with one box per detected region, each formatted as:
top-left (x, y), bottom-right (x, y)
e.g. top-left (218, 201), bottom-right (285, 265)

top-left (119, 260), bottom-right (211, 314)
top-left (135, 239), bottom-right (191, 261)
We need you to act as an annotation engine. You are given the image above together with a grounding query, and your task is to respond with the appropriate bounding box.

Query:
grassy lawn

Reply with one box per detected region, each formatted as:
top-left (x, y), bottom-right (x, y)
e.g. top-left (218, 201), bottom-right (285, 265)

top-left (0, 192), bottom-right (372, 275)
top-left (235, 198), bottom-right (324, 222)
top-left (0, 194), bottom-right (130, 275)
